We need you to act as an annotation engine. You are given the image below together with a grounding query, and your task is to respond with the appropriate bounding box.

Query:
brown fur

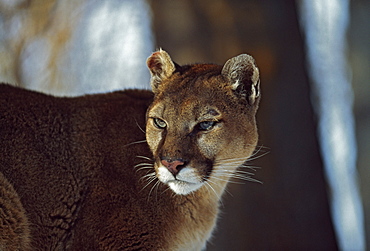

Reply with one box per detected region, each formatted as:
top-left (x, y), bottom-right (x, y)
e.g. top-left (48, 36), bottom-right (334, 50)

top-left (0, 50), bottom-right (260, 250)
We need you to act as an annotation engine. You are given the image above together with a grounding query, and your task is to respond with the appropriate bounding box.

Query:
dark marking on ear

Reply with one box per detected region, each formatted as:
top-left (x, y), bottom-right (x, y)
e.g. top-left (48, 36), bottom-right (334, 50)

top-left (146, 49), bottom-right (176, 93)
top-left (222, 54), bottom-right (260, 105)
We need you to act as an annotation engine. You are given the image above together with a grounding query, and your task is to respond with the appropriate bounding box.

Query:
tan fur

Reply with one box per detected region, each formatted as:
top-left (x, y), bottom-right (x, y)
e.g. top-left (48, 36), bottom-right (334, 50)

top-left (0, 50), bottom-right (260, 250)
top-left (0, 173), bottom-right (30, 251)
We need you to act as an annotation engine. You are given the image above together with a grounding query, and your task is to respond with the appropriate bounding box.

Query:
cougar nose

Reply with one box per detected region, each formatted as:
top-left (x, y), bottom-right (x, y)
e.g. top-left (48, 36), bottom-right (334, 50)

top-left (161, 158), bottom-right (186, 176)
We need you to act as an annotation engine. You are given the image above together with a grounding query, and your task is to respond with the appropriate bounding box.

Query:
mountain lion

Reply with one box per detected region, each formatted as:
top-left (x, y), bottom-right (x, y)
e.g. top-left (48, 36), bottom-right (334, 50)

top-left (0, 50), bottom-right (260, 250)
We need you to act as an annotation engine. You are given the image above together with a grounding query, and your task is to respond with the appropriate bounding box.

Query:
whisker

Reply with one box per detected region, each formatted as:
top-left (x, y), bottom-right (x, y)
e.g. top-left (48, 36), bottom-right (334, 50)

top-left (133, 161), bottom-right (153, 172)
top-left (224, 169), bottom-right (256, 176)
top-left (136, 167), bottom-right (154, 173)
top-left (204, 180), bottom-right (222, 201)
top-left (136, 156), bottom-right (153, 161)
top-left (215, 146), bottom-right (269, 168)
top-left (210, 175), bottom-right (246, 185)
top-left (232, 175), bottom-right (262, 184)
top-left (124, 139), bottom-right (147, 147)
top-left (135, 118), bottom-right (146, 134)
top-left (155, 181), bottom-right (162, 201)
top-left (246, 151), bottom-right (270, 162)
top-left (253, 144), bottom-right (270, 150)
top-left (211, 166), bottom-right (263, 185)
top-left (160, 186), bottom-right (171, 196)
top-left (248, 145), bottom-right (270, 160)
top-left (216, 156), bottom-right (250, 163)
top-left (140, 173), bottom-right (156, 180)
top-left (148, 180), bottom-right (161, 202)
top-left (140, 173), bottom-right (157, 191)
top-left (239, 164), bottom-right (261, 170)
top-left (204, 179), bottom-right (229, 207)
top-left (216, 168), bottom-right (258, 178)
top-left (134, 162), bottom-right (153, 167)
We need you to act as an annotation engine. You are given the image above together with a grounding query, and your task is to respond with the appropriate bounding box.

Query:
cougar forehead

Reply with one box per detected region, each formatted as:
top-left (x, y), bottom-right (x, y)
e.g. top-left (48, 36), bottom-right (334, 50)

top-left (148, 86), bottom-right (228, 129)
top-left (148, 66), bottom-right (240, 121)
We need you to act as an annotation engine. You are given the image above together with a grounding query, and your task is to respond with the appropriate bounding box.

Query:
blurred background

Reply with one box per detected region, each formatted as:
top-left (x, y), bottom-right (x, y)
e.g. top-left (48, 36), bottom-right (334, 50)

top-left (149, 1), bottom-right (369, 250)
top-left (0, 0), bottom-right (369, 250)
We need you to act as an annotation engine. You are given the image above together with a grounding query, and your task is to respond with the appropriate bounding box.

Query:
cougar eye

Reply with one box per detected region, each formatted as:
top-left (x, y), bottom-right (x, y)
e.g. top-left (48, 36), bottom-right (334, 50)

top-left (198, 121), bottom-right (216, 131)
top-left (153, 118), bottom-right (167, 129)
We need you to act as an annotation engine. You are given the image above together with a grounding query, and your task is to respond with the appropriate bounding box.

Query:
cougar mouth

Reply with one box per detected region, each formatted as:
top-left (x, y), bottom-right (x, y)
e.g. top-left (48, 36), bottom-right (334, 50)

top-left (167, 179), bottom-right (203, 195)
top-left (156, 165), bottom-right (205, 195)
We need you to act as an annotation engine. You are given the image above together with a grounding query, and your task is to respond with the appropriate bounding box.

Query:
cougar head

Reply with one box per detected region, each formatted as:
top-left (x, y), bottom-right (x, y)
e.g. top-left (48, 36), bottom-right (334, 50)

top-left (145, 49), bottom-right (260, 195)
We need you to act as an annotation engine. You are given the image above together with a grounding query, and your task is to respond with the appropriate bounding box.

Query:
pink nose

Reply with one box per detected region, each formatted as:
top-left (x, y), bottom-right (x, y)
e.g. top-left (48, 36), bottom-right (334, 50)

top-left (161, 159), bottom-right (185, 176)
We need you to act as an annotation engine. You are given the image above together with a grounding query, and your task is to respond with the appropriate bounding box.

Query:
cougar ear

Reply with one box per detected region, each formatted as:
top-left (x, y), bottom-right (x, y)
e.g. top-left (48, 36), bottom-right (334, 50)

top-left (222, 54), bottom-right (260, 105)
top-left (146, 49), bottom-right (176, 93)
